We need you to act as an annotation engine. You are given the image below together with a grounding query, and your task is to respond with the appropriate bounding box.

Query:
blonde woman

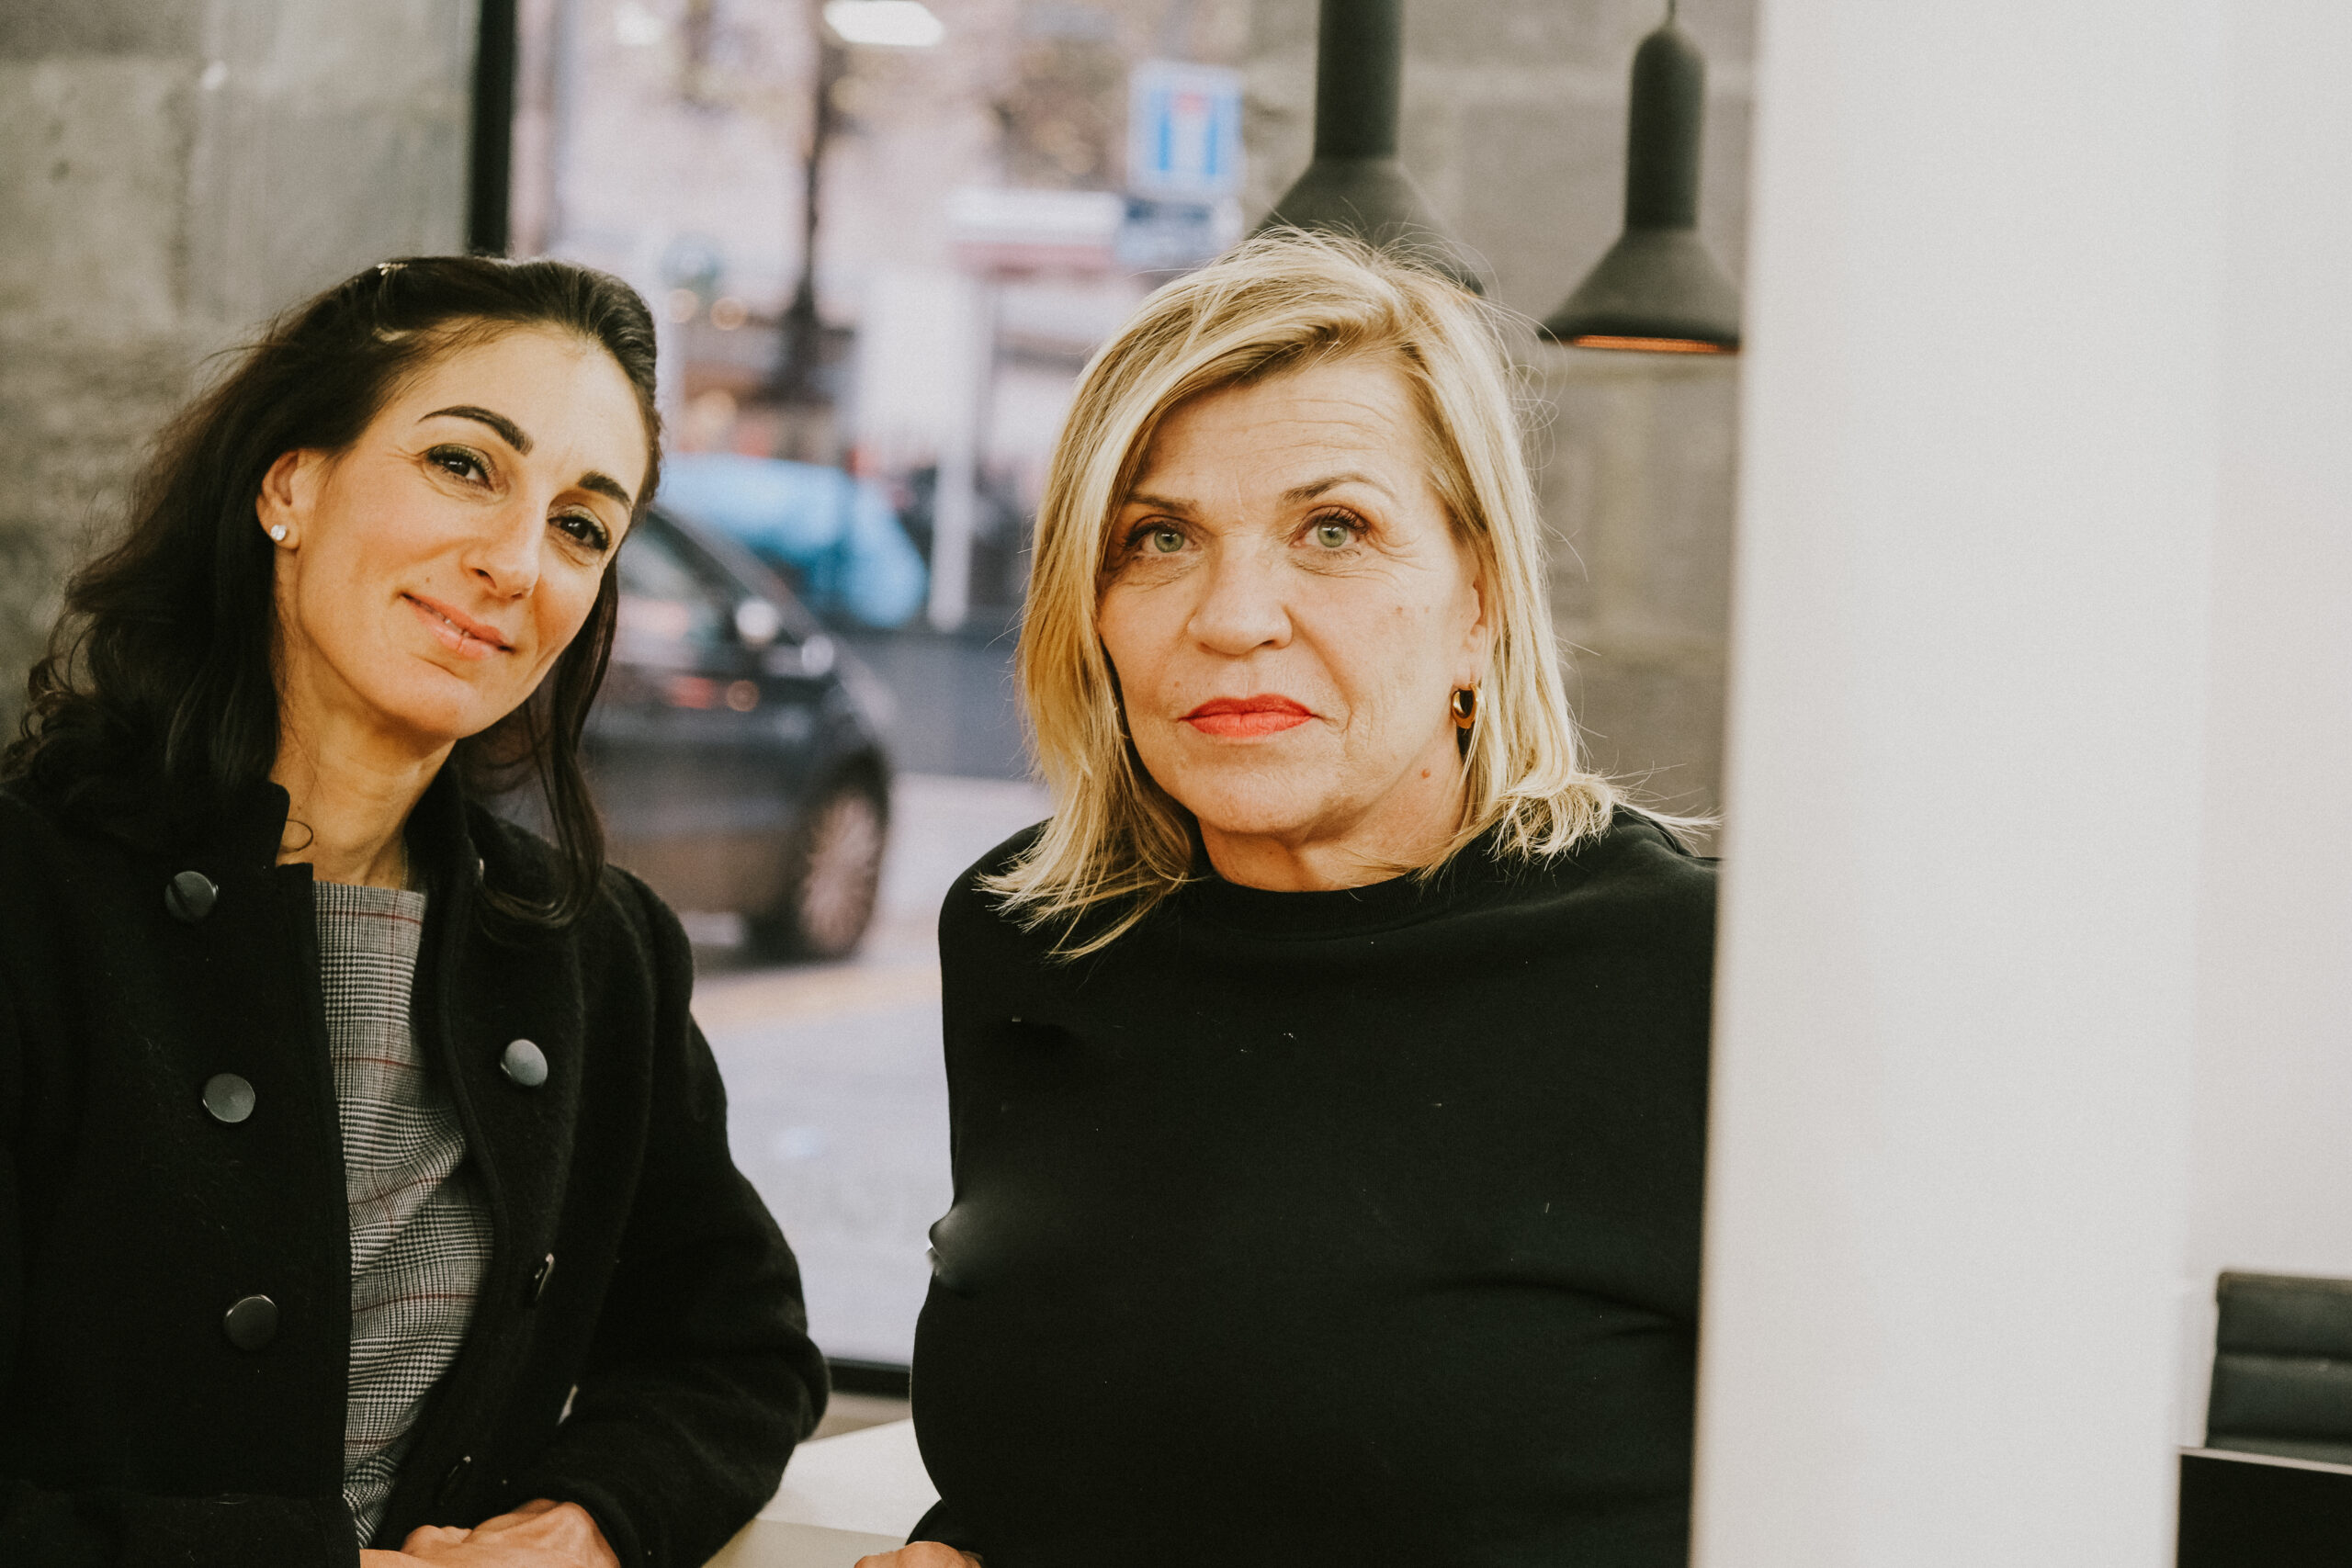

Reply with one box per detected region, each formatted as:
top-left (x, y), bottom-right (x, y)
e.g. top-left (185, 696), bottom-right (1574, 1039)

top-left (874, 234), bottom-right (1716, 1568)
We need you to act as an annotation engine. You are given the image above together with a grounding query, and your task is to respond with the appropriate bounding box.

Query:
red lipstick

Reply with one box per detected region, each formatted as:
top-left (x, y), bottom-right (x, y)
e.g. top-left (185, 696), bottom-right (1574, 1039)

top-left (1181, 694), bottom-right (1313, 738)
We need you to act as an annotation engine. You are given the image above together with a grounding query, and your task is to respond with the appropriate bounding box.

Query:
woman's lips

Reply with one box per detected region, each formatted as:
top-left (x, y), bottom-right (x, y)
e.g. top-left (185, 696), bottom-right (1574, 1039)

top-left (405, 593), bottom-right (514, 661)
top-left (1181, 694), bottom-right (1313, 738)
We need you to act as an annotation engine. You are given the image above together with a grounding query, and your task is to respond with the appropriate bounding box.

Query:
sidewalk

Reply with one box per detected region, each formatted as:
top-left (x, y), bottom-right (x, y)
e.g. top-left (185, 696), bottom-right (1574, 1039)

top-left (694, 773), bottom-right (1051, 1368)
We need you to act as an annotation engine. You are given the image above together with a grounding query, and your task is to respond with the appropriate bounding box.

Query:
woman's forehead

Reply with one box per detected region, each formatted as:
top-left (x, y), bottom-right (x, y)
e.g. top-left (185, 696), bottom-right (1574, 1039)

top-left (382, 328), bottom-right (652, 496)
top-left (1136, 358), bottom-right (1431, 495)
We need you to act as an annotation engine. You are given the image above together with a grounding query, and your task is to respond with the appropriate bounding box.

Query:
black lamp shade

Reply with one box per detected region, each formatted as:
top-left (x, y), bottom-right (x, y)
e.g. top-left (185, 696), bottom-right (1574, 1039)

top-left (1544, 15), bottom-right (1740, 352)
top-left (1259, 156), bottom-right (1482, 290)
top-left (1252, 0), bottom-right (1485, 291)
top-left (1544, 228), bottom-right (1739, 351)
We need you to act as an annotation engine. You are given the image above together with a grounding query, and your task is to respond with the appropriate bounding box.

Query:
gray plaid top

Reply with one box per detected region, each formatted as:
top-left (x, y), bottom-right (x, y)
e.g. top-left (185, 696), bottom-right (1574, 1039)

top-left (315, 881), bottom-right (492, 1543)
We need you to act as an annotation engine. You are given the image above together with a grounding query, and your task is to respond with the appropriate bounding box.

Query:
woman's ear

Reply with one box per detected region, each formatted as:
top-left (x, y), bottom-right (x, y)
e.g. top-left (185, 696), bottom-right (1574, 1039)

top-left (256, 449), bottom-right (320, 547)
top-left (1453, 564), bottom-right (1494, 690)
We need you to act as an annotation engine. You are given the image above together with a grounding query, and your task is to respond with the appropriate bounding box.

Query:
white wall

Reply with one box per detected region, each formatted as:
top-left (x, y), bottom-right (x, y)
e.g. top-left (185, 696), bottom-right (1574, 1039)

top-left (1696, 1), bottom-right (2228, 1562)
top-left (2177, 0), bottom-right (2352, 1444)
top-left (1703, 0), bottom-right (2352, 1553)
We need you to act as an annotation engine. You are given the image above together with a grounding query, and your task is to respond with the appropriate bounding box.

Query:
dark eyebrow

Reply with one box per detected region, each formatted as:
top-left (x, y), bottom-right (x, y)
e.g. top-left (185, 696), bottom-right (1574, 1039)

top-left (425, 406), bottom-right (635, 509)
top-left (1121, 491), bottom-right (1199, 516)
top-left (579, 471), bottom-right (635, 510)
top-left (423, 405), bottom-right (532, 454)
top-left (1281, 472), bottom-right (1389, 504)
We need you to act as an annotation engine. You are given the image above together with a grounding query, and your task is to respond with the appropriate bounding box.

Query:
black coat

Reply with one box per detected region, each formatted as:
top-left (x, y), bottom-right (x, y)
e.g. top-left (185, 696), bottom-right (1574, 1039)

top-left (0, 768), bottom-right (827, 1567)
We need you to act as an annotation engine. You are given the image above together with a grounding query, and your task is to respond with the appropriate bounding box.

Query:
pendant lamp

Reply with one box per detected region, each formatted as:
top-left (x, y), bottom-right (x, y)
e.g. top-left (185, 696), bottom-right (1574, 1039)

top-left (1252, 0), bottom-right (1484, 291)
top-left (1543, 2), bottom-right (1740, 353)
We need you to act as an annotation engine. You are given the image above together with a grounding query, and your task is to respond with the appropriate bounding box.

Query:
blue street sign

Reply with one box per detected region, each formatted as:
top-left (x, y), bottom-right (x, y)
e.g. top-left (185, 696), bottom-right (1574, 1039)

top-left (1127, 60), bottom-right (1244, 202)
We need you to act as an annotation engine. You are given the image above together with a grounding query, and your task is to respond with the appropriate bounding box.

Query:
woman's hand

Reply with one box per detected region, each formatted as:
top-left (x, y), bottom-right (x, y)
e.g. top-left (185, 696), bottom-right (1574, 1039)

top-left (362, 1499), bottom-right (620, 1568)
top-left (853, 1546), bottom-right (983, 1567)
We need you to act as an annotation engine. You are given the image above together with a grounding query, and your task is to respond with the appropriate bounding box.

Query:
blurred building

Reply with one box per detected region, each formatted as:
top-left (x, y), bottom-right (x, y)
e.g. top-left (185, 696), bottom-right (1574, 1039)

top-left (511, 0), bottom-right (1746, 813)
top-left (516, 0), bottom-right (1255, 631)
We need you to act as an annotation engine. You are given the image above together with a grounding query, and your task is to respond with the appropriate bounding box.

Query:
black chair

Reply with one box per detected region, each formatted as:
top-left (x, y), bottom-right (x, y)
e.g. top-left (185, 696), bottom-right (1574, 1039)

top-left (2207, 1270), bottom-right (2352, 1465)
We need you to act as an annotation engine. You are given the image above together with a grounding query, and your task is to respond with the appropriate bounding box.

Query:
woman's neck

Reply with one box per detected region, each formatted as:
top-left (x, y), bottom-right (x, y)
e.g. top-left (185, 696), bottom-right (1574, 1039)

top-left (270, 714), bottom-right (452, 889)
top-left (1197, 732), bottom-right (1468, 892)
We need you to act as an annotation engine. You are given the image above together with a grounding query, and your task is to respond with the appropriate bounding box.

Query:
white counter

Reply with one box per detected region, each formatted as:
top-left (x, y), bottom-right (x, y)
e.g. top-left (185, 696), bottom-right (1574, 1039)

top-left (704, 1419), bottom-right (940, 1568)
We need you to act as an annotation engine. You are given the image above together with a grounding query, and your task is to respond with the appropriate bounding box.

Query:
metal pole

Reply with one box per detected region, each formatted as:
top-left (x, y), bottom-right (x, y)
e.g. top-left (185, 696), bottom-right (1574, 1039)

top-left (468, 0), bottom-right (519, 255)
top-left (926, 280), bottom-right (994, 634)
top-left (775, 28), bottom-right (847, 402)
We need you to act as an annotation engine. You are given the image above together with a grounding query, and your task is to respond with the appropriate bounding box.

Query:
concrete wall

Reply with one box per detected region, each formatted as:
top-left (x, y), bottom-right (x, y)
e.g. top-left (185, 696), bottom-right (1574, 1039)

top-left (0, 0), bottom-right (474, 731)
top-left (1242, 0), bottom-right (1752, 827)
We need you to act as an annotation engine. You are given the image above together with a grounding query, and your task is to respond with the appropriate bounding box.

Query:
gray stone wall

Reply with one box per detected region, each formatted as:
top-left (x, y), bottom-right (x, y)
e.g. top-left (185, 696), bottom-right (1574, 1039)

top-left (0, 0), bottom-right (474, 732)
top-left (1243, 0), bottom-right (1751, 829)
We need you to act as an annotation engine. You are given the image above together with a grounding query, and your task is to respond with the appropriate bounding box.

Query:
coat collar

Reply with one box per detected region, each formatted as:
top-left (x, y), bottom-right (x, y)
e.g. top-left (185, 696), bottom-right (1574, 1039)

top-left (188, 764), bottom-right (481, 894)
top-left (403, 763), bottom-right (483, 895)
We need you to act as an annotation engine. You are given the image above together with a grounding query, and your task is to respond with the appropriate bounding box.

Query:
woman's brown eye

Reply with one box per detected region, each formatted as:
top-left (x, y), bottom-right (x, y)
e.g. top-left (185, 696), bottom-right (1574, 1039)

top-left (555, 513), bottom-right (611, 551)
top-left (429, 446), bottom-right (487, 483)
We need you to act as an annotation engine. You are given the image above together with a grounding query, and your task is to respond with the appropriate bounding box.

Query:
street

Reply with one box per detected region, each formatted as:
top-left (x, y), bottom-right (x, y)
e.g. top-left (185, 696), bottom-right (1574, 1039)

top-left (692, 773), bottom-right (1050, 1368)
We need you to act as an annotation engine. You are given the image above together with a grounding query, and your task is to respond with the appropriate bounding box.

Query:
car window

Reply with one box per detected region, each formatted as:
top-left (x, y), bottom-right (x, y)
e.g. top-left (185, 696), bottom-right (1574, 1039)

top-left (616, 516), bottom-right (734, 667)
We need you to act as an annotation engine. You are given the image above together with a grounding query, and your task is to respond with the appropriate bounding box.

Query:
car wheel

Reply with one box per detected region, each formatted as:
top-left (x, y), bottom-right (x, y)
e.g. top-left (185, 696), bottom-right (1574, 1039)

top-left (752, 777), bottom-right (888, 960)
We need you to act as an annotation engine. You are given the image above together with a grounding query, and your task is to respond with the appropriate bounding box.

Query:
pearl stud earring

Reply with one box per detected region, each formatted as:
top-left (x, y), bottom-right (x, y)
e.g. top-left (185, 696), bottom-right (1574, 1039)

top-left (269, 525), bottom-right (288, 541)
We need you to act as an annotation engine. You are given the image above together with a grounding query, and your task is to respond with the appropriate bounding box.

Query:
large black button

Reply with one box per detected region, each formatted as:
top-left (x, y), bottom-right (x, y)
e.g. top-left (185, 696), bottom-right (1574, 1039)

top-left (165, 871), bottom-right (218, 924)
top-left (526, 1252), bottom-right (557, 1306)
top-left (436, 1454), bottom-right (473, 1500)
top-left (222, 1294), bottom-right (277, 1351)
top-left (499, 1039), bottom-right (548, 1089)
top-left (202, 1073), bottom-right (255, 1124)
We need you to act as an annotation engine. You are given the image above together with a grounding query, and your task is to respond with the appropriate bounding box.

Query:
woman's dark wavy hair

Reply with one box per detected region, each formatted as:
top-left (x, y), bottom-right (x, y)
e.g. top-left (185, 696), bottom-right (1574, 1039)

top-left (4, 255), bottom-right (662, 930)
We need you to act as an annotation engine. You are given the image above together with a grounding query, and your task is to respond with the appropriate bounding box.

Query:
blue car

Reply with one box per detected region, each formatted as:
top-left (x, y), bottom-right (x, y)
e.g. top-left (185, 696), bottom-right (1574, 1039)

top-left (658, 454), bottom-right (929, 629)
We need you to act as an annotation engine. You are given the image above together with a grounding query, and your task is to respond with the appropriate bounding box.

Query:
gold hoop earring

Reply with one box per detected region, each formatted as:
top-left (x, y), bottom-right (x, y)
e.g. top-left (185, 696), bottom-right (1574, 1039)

top-left (1450, 686), bottom-right (1478, 729)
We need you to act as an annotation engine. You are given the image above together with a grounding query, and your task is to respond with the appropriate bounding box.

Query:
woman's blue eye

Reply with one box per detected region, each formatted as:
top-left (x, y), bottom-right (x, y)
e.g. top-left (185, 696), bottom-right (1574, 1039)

top-left (1312, 519), bottom-right (1353, 548)
top-left (1148, 526), bottom-right (1184, 554)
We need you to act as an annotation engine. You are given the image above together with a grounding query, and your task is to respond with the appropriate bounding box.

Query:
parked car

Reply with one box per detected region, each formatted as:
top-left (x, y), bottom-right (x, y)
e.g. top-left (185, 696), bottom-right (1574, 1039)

top-left (567, 503), bottom-right (894, 959)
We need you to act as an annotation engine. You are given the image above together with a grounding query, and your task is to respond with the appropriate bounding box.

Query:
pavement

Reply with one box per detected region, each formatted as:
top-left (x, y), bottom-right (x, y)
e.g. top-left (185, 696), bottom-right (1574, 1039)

top-left (692, 773), bottom-right (1051, 1368)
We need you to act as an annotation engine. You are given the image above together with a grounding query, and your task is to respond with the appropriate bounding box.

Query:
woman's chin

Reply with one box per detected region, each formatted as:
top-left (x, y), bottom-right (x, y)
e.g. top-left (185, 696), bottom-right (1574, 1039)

top-left (1182, 788), bottom-right (1342, 849)
top-left (355, 678), bottom-right (507, 755)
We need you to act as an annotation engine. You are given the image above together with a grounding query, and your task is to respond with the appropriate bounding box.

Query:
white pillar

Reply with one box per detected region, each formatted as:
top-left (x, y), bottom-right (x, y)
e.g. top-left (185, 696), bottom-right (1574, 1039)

top-left (2180, 0), bottom-right (2352, 1437)
top-left (1696, 3), bottom-right (2226, 1563)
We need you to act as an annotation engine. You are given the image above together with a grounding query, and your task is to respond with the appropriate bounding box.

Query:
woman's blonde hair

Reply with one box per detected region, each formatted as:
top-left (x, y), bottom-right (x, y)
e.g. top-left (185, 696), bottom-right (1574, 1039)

top-left (987, 229), bottom-right (1623, 953)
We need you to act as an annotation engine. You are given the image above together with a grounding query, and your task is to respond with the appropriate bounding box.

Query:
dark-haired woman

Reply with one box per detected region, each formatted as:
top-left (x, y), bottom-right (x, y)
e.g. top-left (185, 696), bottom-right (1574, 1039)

top-left (0, 257), bottom-right (825, 1567)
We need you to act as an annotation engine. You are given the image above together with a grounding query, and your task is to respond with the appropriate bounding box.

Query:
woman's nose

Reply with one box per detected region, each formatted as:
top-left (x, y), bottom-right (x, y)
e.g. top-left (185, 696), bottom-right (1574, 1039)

top-left (464, 500), bottom-right (544, 599)
top-left (1185, 547), bottom-right (1290, 654)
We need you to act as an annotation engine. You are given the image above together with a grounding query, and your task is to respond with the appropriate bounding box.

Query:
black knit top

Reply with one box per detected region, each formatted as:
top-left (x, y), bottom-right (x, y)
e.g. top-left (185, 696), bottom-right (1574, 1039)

top-left (910, 812), bottom-right (1716, 1568)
